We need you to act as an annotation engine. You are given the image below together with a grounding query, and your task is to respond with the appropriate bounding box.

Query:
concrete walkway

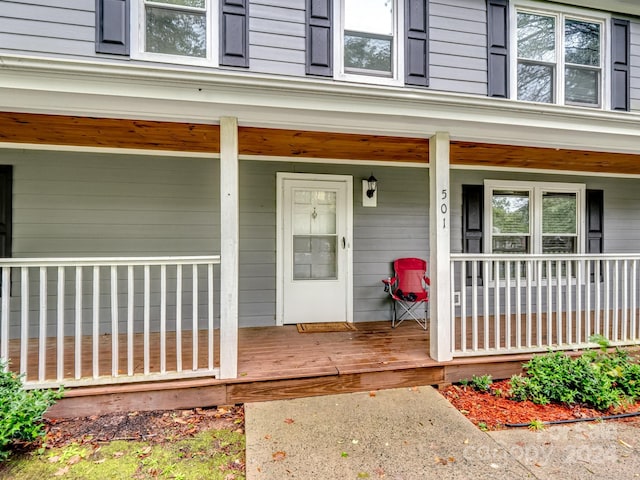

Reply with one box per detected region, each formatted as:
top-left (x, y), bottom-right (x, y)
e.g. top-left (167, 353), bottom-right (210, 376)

top-left (245, 386), bottom-right (640, 479)
top-left (245, 386), bottom-right (533, 479)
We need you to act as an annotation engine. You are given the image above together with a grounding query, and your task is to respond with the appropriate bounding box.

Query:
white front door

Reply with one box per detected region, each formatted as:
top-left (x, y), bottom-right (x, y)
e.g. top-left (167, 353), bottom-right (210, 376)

top-left (277, 173), bottom-right (353, 325)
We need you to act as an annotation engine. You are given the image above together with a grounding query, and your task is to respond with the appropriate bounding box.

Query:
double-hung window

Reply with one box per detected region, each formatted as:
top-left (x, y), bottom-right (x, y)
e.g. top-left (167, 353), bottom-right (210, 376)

top-left (486, 180), bottom-right (584, 255)
top-left (133, 0), bottom-right (215, 66)
top-left (514, 4), bottom-right (606, 107)
top-left (336, 0), bottom-right (403, 84)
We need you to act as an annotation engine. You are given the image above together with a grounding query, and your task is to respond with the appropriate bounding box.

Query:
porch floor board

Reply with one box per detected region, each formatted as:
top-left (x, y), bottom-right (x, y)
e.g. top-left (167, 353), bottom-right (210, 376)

top-left (14, 320), bottom-right (540, 417)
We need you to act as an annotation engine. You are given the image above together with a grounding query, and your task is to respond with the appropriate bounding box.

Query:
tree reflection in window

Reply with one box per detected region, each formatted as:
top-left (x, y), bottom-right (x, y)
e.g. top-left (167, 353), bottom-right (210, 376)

top-left (145, 0), bottom-right (207, 58)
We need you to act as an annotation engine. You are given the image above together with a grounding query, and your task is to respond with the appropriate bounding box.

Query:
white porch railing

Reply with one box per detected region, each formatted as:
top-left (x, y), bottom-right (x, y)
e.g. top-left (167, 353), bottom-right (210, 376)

top-left (450, 254), bottom-right (640, 357)
top-left (0, 256), bottom-right (221, 389)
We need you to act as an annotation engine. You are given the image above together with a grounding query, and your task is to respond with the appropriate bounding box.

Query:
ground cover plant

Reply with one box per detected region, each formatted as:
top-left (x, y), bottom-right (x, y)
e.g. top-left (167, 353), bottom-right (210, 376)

top-left (444, 340), bottom-right (640, 430)
top-left (0, 405), bottom-right (245, 480)
top-left (0, 362), bottom-right (63, 461)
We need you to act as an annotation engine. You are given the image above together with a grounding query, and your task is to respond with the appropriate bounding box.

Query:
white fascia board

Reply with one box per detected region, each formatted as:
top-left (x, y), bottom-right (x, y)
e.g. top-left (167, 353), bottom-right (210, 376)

top-left (2, 55), bottom-right (640, 154)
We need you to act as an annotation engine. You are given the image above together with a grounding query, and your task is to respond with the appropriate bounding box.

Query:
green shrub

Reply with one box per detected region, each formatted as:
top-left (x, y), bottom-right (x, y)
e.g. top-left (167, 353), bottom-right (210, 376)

top-left (470, 374), bottom-right (493, 392)
top-left (510, 342), bottom-right (640, 411)
top-left (0, 362), bottom-right (63, 461)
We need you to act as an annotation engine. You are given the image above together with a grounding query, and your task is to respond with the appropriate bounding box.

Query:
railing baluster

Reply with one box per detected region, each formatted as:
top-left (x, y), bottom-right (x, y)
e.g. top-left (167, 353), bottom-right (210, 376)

top-left (160, 264), bottom-right (167, 374)
top-left (471, 261), bottom-right (478, 352)
top-left (39, 267), bottom-right (47, 382)
top-left (613, 260), bottom-right (620, 341)
top-left (208, 263), bottom-right (214, 371)
top-left (546, 260), bottom-right (552, 346)
top-left (623, 260), bottom-right (629, 341)
top-left (110, 265), bottom-right (118, 377)
top-left (566, 260), bottom-right (572, 345)
top-left (450, 263), bottom-right (456, 353)
top-left (595, 260), bottom-right (602, 336)
top-left (176, 264), bottom-right (182, 372)
top-left (143, 265), bottom-right (150, 375)
top-left (56, 266), bottom-right (65, 382)
top-left (92, 266), bottom-right (100, 379)
top-left (632, 260), bottom-right (638, 340)
top-left (192, 265), bottom-right (198, 370)
top-left (585, 260), bottom-right (591, 342)
top-left (75, 267), bottom-right (82, 380)
top-left (575, 260), bottom-right (582, 344)
top-left (460, 261), bottom-right (466, 353)
top-left (127, 265), bottom-right (134, 376)
top-left (494, 260), bottom-right (500, 350)
top-left (20, 268), bottom-right (29, 378)
top-left (556, 260), bottom-right (563, 346)
top-left (515, 261), bottom-right (522, 349)
top-left (505, 261), bottom-right (511, 350)
top-left (536, 260), bottom-right (542, 347)
top-left (604, 261), bottom-right (611, 340)
top-left (1, 267), bottom-right (10, 371)
top-left (526, 260), bottom-right (532, 348)
top-left (483, 260), bottom-right (489, 351)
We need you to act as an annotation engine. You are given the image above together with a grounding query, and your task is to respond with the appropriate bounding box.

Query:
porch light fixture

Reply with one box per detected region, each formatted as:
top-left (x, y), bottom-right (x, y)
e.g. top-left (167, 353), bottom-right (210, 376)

top-left (362, 174), bottom-right (378, 207)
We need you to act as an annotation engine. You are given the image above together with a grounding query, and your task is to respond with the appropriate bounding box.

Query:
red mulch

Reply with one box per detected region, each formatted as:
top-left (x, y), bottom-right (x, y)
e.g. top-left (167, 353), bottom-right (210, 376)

top-left (442, 379), bottom-right (640, 430)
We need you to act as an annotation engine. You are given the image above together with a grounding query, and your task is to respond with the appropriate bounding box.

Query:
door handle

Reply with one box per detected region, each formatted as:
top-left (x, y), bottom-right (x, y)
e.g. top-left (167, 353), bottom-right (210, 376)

top-left (342, 237), bottom-right (346, 249)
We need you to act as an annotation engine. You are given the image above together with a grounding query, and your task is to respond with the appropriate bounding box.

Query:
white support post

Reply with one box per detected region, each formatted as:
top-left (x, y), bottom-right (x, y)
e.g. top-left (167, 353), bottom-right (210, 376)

top-left (219, 117), bottom-right (239, 379)
top-left (429, 132), bottom-right (453, 362)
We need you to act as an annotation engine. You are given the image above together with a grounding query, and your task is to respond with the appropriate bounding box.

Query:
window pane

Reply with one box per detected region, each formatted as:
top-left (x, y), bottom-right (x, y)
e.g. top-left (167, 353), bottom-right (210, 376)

top-left (565, 67), bottom-right (599, 105)
top-left (565, 19), bottom-right (600, 66)
top-left (543, 192), bottom-right (576, 234)
top-left (293, 235), bottom-right (337, 280)
top-left (542, 236), bottom-right (576, 254)
top-left (345, 0), bottom-right (393, 36)
top-left (492, 190), bottom-right (530, 234)
top-left (344, 34), bottom-right (392, 73)
top-left (492, 236), bottom-right (529, 254)
top-left (146, 7), bottom-right (206, 57)
top-left (517, 13), bottom-right (555, 62)
top-left (151, 0), bottom-right (205, 7)
top-left (517, 63), bottom-right (554, 103)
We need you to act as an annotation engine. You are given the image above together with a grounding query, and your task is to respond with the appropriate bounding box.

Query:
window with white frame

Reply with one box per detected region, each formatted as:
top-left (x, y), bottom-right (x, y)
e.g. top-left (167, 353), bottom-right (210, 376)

top-left (134, 0), bottom-right (214, 65)
top-left (337, 0), bottom-right (402, 83)
top-left (485, 180), bottom-right (585, 255)
top-left (514, 5), bottom-right (606, 107)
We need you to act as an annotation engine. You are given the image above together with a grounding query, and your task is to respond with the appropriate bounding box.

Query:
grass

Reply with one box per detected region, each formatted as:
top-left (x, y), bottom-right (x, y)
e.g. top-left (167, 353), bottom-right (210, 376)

top-left (0, 429), bottom-right (245, 480)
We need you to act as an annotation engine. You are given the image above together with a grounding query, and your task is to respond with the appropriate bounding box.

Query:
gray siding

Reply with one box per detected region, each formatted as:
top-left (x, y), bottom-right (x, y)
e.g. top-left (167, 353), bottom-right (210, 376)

top-left (429, 0), bottom-right (488, 96)
top-left (249, 0), bottom-right (306, 76)
top-left (0, 0), bottom-right (95, 58)
top-left (450, 169), bottom-right (640, 254)
top-left (630, 20), bottom-right (640, 111)
top-left (239, 161), bottom-right (429, 327)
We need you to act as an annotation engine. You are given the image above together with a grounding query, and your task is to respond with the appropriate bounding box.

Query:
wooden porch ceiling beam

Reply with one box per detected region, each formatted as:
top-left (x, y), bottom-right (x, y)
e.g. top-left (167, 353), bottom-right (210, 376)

top-left (451, 141), bottom-right (640, 175)
top-left (238, 127), bottom-right (429, 163)
top-left (0, 112), bottom-right (220, 153)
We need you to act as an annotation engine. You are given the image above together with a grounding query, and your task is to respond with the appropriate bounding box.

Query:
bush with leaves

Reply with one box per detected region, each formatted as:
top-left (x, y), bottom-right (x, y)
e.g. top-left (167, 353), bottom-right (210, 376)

top-left (510, 337), bottom-right (640, 411)
top-left (0, 363), bottom-right (63, 461)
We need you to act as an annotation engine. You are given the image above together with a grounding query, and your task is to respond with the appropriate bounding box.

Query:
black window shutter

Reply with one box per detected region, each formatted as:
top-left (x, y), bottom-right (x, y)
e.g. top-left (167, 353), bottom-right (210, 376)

top-left (96, 0), bottom-right (129, 55)
top-left (486, 0), bottom-right (509, 98)
top-left (462, 185), bottom-right (484, 285)
top-left (405, 0), bottom-right (429, 87)
top-left (306, 0), bottom-right (333, 76)
top-left (586, 189), bottom-right (604, 254)
top-left (611, 18), bottom-right (630, 112)
top-left (220, 0), bottom-right (249, 67)
top-left (0, 166), bottom-right (12, 259)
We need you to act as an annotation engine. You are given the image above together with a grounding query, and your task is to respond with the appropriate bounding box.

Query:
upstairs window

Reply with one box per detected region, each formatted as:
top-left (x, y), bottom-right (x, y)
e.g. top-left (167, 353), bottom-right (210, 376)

top-left (337, 0), bottom-right (403, 85)
top-left (134, 0), bottom-right (215, 65)
top-left (514, 6), bottom-right (606, 107)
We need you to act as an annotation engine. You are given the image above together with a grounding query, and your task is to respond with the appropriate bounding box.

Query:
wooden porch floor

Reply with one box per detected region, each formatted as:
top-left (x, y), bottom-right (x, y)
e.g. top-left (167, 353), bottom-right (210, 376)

top-left (29, 321), bottom-right (534, 417)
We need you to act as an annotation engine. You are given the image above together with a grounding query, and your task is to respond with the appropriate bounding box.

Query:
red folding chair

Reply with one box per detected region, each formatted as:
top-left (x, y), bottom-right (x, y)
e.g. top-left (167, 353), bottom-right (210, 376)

top-left (382, 258), bottom-right (430, 330)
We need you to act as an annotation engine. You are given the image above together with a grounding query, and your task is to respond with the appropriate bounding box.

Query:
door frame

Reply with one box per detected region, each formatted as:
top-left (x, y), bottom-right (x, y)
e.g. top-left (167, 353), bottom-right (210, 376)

top-left (276, 172), bottom-right (354, 326)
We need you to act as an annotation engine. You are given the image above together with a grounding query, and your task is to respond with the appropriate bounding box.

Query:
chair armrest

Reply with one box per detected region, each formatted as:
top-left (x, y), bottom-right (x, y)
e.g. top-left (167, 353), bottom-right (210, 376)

top-left (424, 276), bottom-right (431, 286)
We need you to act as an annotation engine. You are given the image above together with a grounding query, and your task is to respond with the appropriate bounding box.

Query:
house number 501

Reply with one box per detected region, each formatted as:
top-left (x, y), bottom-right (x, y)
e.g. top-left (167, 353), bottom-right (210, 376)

top-left (441, 189), bottom-right (448, 229)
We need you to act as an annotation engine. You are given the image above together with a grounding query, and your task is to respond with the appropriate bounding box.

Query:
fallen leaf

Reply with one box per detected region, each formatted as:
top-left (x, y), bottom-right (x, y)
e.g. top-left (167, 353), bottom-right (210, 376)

top-left (434, 456), bottom-right (448, 465)
top-left (272, 451), bottom-right (287, 461)
top-left (54, 466), bottom-right (69, 476)
top-left (448, 457), bottom-right (456, 463)
top-left (341, 452), bottom-right (349, 458)
top-left (94, 459), bottom-right (106, 464)
top-left (357, 473), bottom-right (370, 478)
top-left (264, 434), bottom-right (272, 440)
top-left (67, 455), bottom-right (82, 466)
top-left (463, 439), bottom-right (469, 445)
top-left (411, 386), bottom-right (419, 391)
top-left (48, 455), bottom-right (60, 463)
top-left (113, 452), bottom-right (125, 458)
top-left (374, 466), bottom-right (385, 477)
top-left (369, 391), bottom-right (377, 397)
top-left (139, 446), bottom-right (152, 456)
top-left (619, 439), bottom-right (634, 450)
top-left (352, 439), bottom-right (359, 444)
top-left (284, 418), bottom-right (295, 424)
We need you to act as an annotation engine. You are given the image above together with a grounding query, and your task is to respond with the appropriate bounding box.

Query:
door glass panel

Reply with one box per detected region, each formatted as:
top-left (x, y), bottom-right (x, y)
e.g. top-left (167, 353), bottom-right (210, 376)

top-left (292, 189), bottom-right (338, 280)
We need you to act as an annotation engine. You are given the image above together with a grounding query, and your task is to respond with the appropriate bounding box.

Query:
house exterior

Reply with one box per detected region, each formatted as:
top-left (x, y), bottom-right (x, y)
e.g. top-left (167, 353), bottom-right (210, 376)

top-left (1, 0), bottom-right (640, 391)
